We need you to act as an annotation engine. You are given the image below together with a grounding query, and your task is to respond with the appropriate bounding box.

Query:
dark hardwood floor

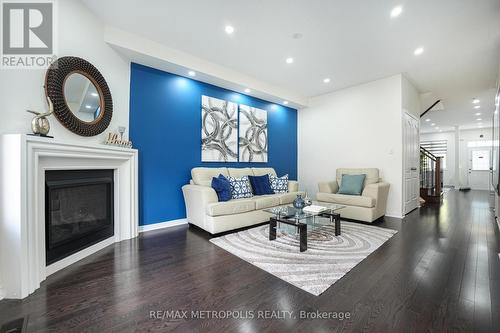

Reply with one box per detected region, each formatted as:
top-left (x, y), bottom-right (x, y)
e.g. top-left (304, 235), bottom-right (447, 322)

top-left (1, 190), bottom-right (499, 332)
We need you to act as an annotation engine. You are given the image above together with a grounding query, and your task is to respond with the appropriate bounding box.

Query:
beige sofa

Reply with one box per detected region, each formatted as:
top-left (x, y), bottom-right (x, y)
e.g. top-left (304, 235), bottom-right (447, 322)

top-left (182, 167), bottom-right (303, 234)
top-left (317, 168), bottom-right (389, 223)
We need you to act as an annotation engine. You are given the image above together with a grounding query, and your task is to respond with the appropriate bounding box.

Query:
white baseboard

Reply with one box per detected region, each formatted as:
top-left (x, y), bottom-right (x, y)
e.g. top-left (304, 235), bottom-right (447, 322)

top-left (46, 236), bottom-right (115, 276)
top-left (139, 219), bottom-right (188, 233)
top-left (385, 214), bottom-right (404, 219)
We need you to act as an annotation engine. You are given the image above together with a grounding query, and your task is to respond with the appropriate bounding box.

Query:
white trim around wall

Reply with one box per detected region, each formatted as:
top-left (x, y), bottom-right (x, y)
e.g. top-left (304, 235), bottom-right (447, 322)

top-left (385, 213), bottom-right (405, 219)
top-left (138, 219), bottom-right (188, 233)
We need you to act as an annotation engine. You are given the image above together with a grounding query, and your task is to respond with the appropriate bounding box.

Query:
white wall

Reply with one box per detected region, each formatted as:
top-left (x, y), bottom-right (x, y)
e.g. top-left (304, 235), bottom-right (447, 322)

top-left (421, 128), bottom-right (493, 187)
top-left (0, 0), bottom-right (130, 299)
top-left (0, 0), bottom-right (131, 144)
top-left (402, 75), bottom-right (422, 118)
top-left (298, 75), bottom-right (404, 217)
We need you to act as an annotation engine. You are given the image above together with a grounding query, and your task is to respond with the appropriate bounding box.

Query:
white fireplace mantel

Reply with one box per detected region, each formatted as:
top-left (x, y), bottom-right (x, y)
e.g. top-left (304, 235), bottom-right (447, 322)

top-left (0, 134), bottom-right (139, 299)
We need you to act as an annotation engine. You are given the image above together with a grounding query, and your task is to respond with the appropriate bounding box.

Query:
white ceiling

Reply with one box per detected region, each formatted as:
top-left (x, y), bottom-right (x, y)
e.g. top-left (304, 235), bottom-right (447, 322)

top-left (82, 0), bottom-right (500, 130)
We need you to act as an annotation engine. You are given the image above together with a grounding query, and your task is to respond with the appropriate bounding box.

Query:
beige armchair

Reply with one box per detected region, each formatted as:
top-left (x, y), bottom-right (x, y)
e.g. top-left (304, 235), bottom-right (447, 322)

top-left (317, 168), bottom-right (389, 223)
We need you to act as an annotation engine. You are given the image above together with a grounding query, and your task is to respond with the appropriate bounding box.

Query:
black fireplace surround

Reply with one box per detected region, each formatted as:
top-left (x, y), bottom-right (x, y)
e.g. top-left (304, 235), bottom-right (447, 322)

top-left (45, 169), bottom-right (114, 265)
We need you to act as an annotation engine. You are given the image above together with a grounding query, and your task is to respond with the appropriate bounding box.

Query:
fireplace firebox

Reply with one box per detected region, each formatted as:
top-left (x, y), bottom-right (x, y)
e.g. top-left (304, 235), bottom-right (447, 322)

top-left (45, 169), bottom-right (114, 265)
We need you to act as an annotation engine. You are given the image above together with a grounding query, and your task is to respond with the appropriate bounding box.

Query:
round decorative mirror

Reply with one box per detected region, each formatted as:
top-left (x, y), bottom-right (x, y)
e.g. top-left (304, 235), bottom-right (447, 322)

top-left (45, 56), bottom-right (113, 136)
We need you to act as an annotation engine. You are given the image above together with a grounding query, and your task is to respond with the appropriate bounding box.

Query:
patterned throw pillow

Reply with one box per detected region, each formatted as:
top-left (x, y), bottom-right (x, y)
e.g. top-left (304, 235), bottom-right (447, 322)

top-left (269, 174), bottom-right (289, 193)
top-left (228, 176), bottom-right (253, 199)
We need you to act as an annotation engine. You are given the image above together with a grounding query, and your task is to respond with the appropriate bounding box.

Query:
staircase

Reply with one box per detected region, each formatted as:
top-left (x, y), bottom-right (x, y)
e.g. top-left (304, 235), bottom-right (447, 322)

top-left (420, 146), bottom-right (443, 203)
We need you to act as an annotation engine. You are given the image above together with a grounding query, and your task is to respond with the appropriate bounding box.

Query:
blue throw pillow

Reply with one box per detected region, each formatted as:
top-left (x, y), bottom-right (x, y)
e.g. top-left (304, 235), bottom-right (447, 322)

top-left (211, 174), bottom-right (232, 202)
top-left (248, 174), bottom-right (274, 195)
top-left (338, 174), bottom-right (366, 195)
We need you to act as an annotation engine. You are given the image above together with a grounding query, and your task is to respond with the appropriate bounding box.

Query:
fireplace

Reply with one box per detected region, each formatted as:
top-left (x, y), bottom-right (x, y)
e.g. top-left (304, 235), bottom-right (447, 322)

top-left (45, 169), bottom-right (114, 265)
top-left (0, 135), bottom-right (137, 299)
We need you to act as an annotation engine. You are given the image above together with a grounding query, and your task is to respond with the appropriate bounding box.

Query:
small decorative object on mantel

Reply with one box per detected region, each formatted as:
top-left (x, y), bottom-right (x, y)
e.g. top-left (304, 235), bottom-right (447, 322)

top-left (118, 126), bottom-right (126, 141)
top-left (26, 96), bottom-right (54, 137)
top-left (104, 129), bottom-right (133, 148)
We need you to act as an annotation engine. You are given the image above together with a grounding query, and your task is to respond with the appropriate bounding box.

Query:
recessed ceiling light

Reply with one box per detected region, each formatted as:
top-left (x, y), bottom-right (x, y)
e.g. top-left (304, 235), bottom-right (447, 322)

top-left (414, 47), bottom-right (424, 56)
top-left (244, 88), bottom-right (251, 93)
top-left (474, 105), bottom-right (480, 109)
top-left (391, 6), bottom-right (403, 18)
top-left (285, 57), bottom-right (294, 64)
top-left (91, 92), bottom-right (98, 97)
top-left (323, 78), bottom-right (331, 83)
top-left (85, 105), bottom-right (92, 109)
top-left (472, 98), bottom-right (480, 104)
top-left (439, 130), bottom-right (443, 132)
top-left (476, 118), bottom-right (482, 121)
top-left (283, 101), bottom-right (289, 105)
top-left (225, 25), bottom-right (234, 34)
top-left (188, 70), bottom-right (196, 77)
top-left (425, 118), bottom-right (431, 122)
top-left (475, 112), bottom-right (481, 116)
top-left (431, 123), bottom-right (436, 126)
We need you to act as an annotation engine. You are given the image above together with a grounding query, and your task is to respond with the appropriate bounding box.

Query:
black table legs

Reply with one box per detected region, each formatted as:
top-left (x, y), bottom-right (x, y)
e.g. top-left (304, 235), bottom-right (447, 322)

top-left (270, 218), bottom-right (307, 252)
top-left (269, 218), bottom-right (277, 240)
top-left (269, 212), bottom-right (341, 252)
top-left (299, 223), bottom-right (307, 252)
top-left (329, 213), bottom-right (341, 236)
top-left (334, 213), bottom-right (341, 236)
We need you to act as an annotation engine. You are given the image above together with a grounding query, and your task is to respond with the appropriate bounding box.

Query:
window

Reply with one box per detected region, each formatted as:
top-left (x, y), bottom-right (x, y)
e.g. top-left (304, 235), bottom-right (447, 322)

top-left (471, 150), bottom-right (490, 171)
top-left (467, 140), bottom-right (498, 148)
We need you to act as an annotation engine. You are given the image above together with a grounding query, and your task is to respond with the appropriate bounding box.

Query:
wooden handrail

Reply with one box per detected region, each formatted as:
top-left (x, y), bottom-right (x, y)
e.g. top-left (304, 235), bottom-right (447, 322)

top-left (420, 100), bottom-right (441, 118)
top-left (420, 146), bottom-right (437, 161)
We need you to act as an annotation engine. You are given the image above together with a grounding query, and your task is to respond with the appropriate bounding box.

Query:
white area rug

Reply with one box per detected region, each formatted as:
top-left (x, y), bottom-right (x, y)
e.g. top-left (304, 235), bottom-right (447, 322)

top-left (210, 222), bottom-right (397, 296)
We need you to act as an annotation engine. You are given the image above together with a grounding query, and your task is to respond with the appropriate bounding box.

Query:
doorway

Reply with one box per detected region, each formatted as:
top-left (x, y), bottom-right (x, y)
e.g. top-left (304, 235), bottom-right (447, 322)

top-left (403, 112), bottom-right (420, 214)
top-left (467, 148), bottom-right (492, 190)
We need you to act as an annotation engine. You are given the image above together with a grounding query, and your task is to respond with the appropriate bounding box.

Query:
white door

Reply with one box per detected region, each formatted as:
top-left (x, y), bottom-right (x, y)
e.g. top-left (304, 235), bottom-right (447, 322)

top-left (467, 148), bottom-right (492, 190)
top-left (403, 112), bottom-right (420, 214)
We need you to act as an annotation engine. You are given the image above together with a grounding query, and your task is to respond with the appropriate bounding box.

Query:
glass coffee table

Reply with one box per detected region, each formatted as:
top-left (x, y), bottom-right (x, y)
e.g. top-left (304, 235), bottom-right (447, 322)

top-left (263, 203), bottom-right (346, 252)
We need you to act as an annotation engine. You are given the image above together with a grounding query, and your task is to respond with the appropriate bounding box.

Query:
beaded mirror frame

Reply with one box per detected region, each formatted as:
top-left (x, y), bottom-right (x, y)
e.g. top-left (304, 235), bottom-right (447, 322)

top-left (45, 56), bottom-right (113, 136)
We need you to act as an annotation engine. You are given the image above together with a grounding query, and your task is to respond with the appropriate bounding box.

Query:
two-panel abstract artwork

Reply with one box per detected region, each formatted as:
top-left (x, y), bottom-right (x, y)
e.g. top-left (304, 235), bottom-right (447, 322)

top-left (201, 95), bottom-right (268, 163)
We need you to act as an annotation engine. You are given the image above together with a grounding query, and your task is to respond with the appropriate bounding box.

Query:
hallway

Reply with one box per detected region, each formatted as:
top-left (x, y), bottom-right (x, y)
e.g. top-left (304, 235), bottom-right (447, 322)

top-left (392, 190), bottom-right (499, 332)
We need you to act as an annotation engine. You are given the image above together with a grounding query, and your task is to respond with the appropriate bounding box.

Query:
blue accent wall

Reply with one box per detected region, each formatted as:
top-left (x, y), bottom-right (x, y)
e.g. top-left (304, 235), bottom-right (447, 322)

top-left (130, 63), bottom-right (298, 226)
